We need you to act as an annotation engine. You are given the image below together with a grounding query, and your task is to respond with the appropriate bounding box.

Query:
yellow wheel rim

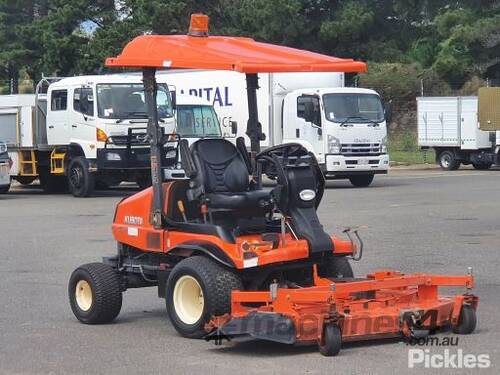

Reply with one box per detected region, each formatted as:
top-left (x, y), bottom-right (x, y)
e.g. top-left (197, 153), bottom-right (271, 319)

top-left (75, 280), bottom-right (93, 311)
top-left (173, 275), bottom-right (204, 324)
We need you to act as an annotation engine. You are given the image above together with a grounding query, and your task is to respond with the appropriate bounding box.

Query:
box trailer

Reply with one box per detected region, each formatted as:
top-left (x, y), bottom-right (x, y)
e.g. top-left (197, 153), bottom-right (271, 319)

top-left (417, 96), bottom-right (499, 170)
top-left (160, 70), bottom-right (390, 187)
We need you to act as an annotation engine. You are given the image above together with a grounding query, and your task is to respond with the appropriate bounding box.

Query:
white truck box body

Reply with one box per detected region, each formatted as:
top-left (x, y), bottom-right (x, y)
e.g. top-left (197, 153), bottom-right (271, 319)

top-left (0, 94), bottom-right (36, 148)
top-left (417, 96), bottom-right (491, 150)
top-left (158, 70), bottom-right (343, 147)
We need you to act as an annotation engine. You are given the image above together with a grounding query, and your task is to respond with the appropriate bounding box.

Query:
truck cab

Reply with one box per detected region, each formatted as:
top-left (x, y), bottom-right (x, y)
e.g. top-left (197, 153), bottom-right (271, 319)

top-left (282, 87), bottom-right (389, 186)
top-left (45, 75), bottom-right (175, 185)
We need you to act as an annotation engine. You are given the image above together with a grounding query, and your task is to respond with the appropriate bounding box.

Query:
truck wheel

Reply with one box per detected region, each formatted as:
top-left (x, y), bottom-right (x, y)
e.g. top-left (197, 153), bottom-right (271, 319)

top-left (472, 162), bottom-right (492, 170)
top-left (452, 304), bottom-right (476, 334)
top-left (0, 183), bottom-right (10, 194)
top-left (317, 257), bottom-right (353, 279)
top-left (319, 324), bottom-right (342, 356)
top-left (166, 256), bottom-right (243, 338)
top-left (39, 169), bottom-right (68, 193)
top-left (438, 150), bottom-right (460, 170)
top-left (68, 263), bottom-right (122, 324)
top-left (15, 176), bottom-right (36, 185)
top-left (68, 156), bottom-right (95, 197)
top-left (348, 174), bottom-right (374, 187)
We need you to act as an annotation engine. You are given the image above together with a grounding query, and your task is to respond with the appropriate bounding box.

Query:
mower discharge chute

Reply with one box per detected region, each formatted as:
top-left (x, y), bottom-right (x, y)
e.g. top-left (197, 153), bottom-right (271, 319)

top-left (68, 14), bottom-right (478, 356)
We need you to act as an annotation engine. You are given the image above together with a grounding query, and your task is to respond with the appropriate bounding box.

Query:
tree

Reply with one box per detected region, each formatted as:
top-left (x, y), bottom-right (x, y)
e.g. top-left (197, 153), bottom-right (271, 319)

top-left (0, 0), bottom-right (37, 93)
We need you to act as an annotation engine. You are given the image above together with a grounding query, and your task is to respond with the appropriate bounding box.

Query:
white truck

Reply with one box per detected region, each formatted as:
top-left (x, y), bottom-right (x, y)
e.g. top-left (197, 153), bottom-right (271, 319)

top-left (0, 75), bottom-right (226, 196)
top-left (159, 70), bottom-right (390, 187)
top-left (417, 96), bottom-right (499, 170)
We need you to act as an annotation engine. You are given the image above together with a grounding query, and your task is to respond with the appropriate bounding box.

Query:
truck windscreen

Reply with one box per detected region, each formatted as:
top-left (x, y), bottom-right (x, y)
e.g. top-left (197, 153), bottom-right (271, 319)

top-left (323, 93), bottom-right (384, 123)
top-left (97, 83), bottom-right (173, 120)
top-left (176, 105), bottom-right (221, 137)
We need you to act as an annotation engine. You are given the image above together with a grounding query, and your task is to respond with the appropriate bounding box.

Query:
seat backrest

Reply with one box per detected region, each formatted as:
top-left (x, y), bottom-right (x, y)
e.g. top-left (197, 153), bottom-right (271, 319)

top-left (190, 138), bottom-right (250, 195)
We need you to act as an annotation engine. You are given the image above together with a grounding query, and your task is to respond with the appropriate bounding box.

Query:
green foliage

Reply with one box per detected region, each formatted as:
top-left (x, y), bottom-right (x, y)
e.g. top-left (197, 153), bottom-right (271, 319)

top-left (0, 1), bottom-right (498, 91)
top-left (358, 63), bottom-right (422, 104)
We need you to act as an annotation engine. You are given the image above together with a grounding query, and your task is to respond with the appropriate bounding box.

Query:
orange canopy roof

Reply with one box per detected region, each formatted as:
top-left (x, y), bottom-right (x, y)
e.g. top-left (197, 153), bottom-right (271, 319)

top-left (106, 34), bottom-right (367, 74)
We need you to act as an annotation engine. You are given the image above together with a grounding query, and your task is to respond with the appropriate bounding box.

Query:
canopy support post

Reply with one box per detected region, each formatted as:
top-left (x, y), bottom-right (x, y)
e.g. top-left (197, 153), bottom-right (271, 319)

top-left (245, 73), bottom-right (264, 179)
top-left (143, 67), bottom-right (163, 229)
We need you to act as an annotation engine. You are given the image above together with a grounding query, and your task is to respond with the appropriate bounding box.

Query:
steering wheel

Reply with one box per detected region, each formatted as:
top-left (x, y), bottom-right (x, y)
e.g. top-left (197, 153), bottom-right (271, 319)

top-left (256, 143), bottom-right (307, 178)
top-left (256, 143), bottom-right (325, 212)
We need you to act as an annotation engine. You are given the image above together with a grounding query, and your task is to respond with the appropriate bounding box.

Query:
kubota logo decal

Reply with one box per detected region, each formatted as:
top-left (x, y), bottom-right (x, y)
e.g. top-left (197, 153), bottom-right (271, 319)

top-left (124, 215), bottom-right (143, 225)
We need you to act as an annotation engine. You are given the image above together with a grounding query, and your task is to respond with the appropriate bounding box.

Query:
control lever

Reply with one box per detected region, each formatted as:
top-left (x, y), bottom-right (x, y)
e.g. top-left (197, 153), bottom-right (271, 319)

top-left (177, 200), bottom-right (187, 222)
top-left (343, 226), bottom-right (365, 261)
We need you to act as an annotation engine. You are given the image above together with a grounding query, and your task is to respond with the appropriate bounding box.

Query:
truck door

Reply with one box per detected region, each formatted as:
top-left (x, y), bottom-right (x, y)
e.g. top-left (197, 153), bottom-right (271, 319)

top-left (295, 94), bottom-right (324, 159)
top-left (72, 87), bottom-right (97, 146)
top-left (46, 89), bottom-right (70, 145)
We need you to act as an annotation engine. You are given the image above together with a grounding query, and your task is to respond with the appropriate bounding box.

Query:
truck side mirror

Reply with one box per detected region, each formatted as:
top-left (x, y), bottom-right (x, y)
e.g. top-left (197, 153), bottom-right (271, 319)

top-left (317, 127), bottom-right (322, 136)
top-left (230, 120), bottom-right (238, 136)
top-left (384, 100), bottom-right (393, 123)
top-left (170, 91), bottom-right (177, 110)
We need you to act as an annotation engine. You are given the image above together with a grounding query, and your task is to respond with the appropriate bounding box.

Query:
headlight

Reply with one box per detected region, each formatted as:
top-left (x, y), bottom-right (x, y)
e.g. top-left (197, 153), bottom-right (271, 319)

top-left (327, 135), bottom-right (341, 154)
top-left (0, 142), bottom-right (7, 154)
top-left (106, 152), bottom-right (121, 161)
top-left (380, 136), bottom-right (387, 154)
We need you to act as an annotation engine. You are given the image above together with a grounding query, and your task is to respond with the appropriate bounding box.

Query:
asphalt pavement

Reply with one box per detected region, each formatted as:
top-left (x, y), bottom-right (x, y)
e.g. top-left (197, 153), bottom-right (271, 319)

top-left (0, 169), bottom-right (499, 374)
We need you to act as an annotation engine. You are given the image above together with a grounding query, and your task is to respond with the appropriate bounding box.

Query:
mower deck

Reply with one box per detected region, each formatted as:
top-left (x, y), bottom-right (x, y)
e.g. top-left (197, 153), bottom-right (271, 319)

top-left (207, 270), bottom-right (478, 351)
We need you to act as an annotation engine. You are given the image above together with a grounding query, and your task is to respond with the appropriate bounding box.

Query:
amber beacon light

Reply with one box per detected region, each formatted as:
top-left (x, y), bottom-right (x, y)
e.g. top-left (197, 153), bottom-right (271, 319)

top-left (188, 13), bottom-right (209, 36)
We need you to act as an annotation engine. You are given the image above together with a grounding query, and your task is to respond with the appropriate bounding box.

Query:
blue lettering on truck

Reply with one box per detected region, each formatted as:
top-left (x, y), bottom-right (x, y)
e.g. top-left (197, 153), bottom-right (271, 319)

top-left (179, 86), bottom-right (232, 107)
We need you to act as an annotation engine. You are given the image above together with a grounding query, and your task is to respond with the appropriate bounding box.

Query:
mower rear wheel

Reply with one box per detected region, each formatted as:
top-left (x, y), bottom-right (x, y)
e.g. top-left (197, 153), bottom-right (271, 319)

top-left (453, 304), bottom-right (477, 334)
top-left (318, 256), bottom-right (354, 279)
top-left (319, 324), bottom-right (342, 356)
top-left (68, 263), bottom-right (122, 324)
top-left (166, 256), bottom-right (243, 338)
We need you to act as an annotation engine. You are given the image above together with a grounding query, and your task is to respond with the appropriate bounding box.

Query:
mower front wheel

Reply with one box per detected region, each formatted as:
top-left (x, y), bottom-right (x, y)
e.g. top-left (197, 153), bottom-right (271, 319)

top-left (318, 256), bottom-right (354, 279)
top-left (68, 263), bottom-right (122, 324)
top-left (166, 256), bottom-right (243, 338)
top-left (319, 324), bottom-right (342, 356)
top-left (453, 304), bottom-right (477, 334)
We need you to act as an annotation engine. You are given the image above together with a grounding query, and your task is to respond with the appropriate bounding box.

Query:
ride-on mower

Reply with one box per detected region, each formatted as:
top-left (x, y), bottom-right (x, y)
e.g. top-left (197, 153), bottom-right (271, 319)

top-left (69, 14), bottom-right (478, 356)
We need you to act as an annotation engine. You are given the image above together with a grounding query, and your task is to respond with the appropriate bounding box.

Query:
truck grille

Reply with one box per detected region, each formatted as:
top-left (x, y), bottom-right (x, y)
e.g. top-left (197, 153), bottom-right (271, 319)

top-left (341, 143), bottom-right (381, 156)
top-left (108, 134), bottom-right (149, 147)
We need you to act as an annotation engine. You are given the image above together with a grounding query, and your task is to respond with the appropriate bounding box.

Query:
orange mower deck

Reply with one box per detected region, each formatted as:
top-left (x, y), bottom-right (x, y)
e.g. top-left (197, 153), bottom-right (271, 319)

top-left (208, 270), bottom-right (478, 349)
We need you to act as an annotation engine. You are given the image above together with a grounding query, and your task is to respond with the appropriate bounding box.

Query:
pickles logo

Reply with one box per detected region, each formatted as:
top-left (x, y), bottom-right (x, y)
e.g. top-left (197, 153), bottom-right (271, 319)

top-left (408, 349), bottom-right (490, 369)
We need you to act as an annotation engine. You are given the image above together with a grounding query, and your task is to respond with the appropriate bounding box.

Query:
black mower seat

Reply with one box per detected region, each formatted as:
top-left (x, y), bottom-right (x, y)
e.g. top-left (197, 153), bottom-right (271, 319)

top-left (205, 190), bottom-right (271, 209)
top-left (189, 138), bottom-right (271, 210)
